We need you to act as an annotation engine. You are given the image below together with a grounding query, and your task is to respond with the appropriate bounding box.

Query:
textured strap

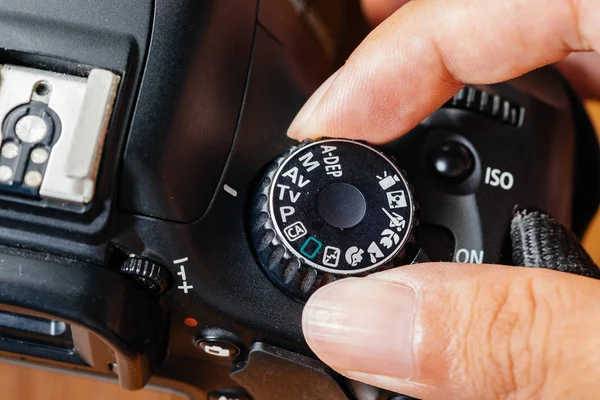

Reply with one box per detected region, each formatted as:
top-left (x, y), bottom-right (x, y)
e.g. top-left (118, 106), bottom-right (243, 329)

top-left (510, 208), bottom-right (600, 279)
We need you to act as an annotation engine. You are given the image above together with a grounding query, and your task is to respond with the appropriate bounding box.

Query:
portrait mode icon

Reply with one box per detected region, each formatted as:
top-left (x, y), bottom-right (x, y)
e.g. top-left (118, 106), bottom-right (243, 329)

top-left (345, 246), bottom-right (364, 267)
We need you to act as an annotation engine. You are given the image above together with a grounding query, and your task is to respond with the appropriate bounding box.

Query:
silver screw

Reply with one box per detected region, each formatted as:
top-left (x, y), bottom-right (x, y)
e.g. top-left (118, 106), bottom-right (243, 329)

top-left (0, 166), bottom-right (13, 182)
top-left (24, 171), bottom-right (43, 187)
top-left (30, 148), bottom-right (49, 164)
top-left (15, 115), bottom-right (48, 143)
top-left (1, 142), bottom-right (19, 159)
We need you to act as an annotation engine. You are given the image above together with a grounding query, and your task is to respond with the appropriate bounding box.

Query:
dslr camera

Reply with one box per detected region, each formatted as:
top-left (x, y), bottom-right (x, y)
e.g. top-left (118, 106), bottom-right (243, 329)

top-left (0, 1), bottom-right (597, 400)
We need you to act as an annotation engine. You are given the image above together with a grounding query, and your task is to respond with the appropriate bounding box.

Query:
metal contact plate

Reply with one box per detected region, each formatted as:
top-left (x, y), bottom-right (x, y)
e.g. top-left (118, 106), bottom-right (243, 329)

top-left (0, 64), bottom-right (120, 204)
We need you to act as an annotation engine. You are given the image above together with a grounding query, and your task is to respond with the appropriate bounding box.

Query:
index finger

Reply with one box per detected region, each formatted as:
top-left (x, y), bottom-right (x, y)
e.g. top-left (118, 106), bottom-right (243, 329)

top-left (287, 0), bottom-right (597, 144)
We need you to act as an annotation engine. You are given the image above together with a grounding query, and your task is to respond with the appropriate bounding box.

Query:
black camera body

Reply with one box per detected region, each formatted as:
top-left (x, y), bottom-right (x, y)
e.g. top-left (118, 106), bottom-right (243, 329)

top-left (0, 1), bottom-right (597, 400)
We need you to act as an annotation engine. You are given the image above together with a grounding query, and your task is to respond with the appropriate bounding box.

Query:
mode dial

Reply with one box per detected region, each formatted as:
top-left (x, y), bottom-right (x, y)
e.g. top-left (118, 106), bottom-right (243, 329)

top-left (251, 139), bottom-right (417, 301)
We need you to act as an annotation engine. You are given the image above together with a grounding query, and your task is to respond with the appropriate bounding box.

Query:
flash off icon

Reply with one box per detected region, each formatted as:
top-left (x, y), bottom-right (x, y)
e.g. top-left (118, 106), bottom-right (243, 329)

top-left (322, 246), bottom-right (341, 268)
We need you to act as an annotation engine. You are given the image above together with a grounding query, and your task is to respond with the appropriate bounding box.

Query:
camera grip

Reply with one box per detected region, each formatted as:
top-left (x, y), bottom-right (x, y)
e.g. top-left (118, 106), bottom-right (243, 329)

top-left (0, 246), bottom-right (165, 390)
top-left (510, 208), bottom-right (600, 278)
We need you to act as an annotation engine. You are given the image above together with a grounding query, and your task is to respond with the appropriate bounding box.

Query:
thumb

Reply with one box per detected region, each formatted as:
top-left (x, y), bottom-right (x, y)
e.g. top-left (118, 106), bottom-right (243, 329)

top-left (302, 263), bottom-right (600, 399)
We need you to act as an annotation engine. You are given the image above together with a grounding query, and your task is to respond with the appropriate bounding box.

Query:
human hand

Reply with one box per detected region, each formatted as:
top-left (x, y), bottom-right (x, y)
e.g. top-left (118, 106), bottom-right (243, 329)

top-left (358, 0), bottom-right (600, 102)
top-left (287, 0), bottom-right (600, 145)
top-left (289, 1), bottom-right (600, 399)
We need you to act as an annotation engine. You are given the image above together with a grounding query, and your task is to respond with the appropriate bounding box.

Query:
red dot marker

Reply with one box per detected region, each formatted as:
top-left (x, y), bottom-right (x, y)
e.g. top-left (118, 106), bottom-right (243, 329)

top-left (184, 317), bottom-right (198, 327)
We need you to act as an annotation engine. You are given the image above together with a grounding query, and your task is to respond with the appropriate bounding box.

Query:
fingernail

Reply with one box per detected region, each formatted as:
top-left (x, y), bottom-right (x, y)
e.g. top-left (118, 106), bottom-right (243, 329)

top-left (287, 68), bottom-right (342, 139)
top-left (302, 278), bottom-right (416, 379)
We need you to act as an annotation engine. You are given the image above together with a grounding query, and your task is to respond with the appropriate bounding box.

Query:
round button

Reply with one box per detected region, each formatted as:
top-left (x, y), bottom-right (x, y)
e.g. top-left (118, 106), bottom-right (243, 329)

top-left (317, 182), bottom-right (366, 229)
top-left (195, 338), bottom-right (240, 359)
top-left (430, 142), bottom-right (474, 182)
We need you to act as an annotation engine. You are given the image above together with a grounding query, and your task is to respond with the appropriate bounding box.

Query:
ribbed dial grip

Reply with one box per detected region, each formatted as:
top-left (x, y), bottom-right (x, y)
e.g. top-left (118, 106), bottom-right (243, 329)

top-left (121, 257), bottom-right (172, 295)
